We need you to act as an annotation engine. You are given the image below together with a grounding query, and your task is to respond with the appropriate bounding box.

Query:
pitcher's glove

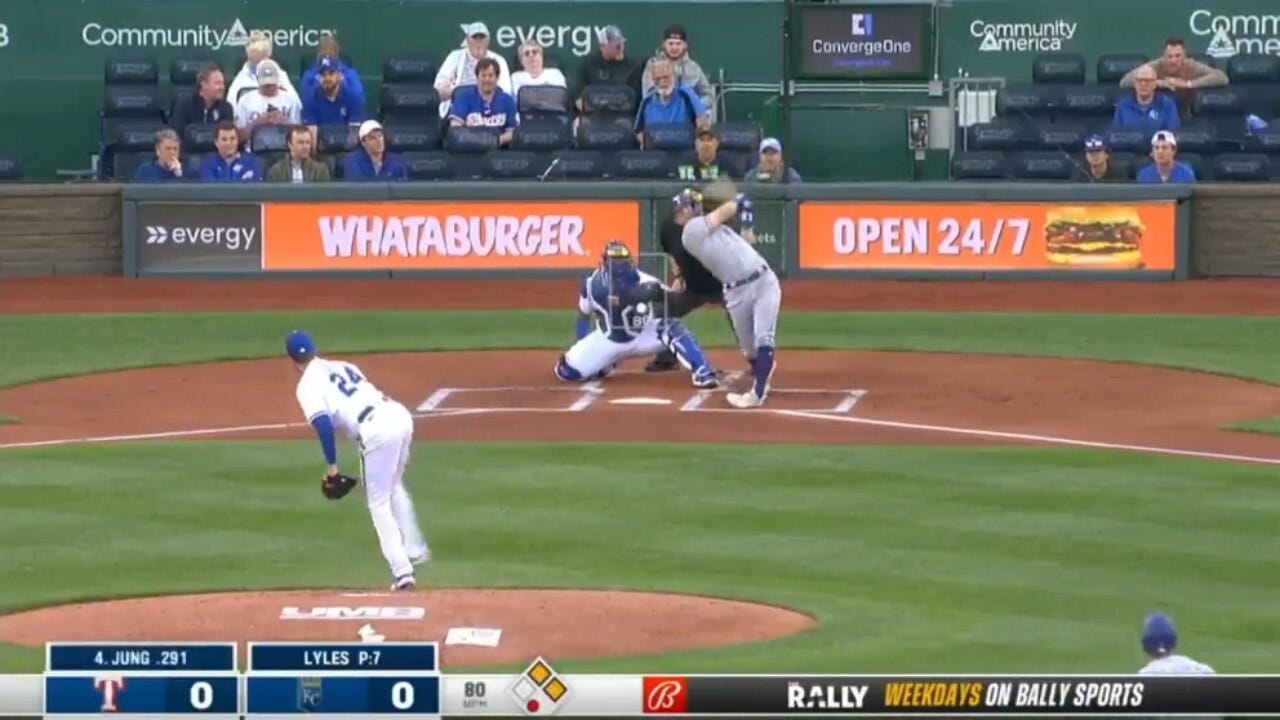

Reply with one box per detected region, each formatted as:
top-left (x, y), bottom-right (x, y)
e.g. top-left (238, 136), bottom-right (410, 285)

top-left (321, 471), bottom-right (359, 500)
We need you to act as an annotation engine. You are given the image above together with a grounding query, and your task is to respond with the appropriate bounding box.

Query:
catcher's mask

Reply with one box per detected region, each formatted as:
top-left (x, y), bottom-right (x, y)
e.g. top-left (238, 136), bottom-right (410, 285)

top-left (600, 240), bottom-right (639, 287)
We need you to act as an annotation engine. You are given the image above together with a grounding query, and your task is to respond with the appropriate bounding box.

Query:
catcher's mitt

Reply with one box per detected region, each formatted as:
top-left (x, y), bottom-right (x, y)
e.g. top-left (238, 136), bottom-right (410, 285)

top-left (321, 471), bottom-right (359, 500)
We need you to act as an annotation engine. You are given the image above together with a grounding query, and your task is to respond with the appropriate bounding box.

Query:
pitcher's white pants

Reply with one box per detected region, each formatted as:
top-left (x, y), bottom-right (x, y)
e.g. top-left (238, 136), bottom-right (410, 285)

top-left (357, 401), bottom-right (427, 580)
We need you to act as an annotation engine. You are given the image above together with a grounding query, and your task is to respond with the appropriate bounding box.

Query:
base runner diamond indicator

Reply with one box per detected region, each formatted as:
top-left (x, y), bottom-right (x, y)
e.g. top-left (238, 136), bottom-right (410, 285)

top-left (509, 656), bottom-right (572, 716)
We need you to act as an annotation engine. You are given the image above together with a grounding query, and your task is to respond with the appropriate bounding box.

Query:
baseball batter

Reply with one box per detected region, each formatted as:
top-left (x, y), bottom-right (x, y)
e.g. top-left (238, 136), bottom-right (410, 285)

top-left (671, 188), bottom-right (781, 408)
top-left (1138, 613), bottom-right (1215, 674)
top-left (287, 330), bottom-right (430, 591)
top-left (555, 241), bottom-right (718, 387)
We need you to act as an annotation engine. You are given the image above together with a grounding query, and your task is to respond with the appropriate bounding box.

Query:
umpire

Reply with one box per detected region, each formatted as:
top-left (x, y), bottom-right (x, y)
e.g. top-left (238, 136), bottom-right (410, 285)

top-left (644, 209), bottom-right (726, 373)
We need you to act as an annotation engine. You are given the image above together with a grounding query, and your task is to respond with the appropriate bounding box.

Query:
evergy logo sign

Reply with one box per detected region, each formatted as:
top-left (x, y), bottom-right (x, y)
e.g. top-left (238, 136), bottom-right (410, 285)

top-left (135, 202), bottom-right (264, 273)
top-left (461, 23), bottom-right (610, 57)
top-left (83, 18), bottom-right (335, 49)
top-left (1189, 10), bottom-right (1280, 58)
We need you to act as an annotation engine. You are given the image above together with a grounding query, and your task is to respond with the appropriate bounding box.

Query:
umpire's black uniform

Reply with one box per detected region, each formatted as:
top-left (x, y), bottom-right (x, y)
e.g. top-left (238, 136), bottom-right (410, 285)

top-left (645, 213), bottom-right (725, 371)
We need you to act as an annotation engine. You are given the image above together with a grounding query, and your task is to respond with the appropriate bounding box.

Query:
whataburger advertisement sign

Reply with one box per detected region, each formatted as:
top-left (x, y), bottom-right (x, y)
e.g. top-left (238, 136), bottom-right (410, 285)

top-left (261, 200), bottom-right (640, 270)
top-left (797, 201), bottom-right (1176, 271)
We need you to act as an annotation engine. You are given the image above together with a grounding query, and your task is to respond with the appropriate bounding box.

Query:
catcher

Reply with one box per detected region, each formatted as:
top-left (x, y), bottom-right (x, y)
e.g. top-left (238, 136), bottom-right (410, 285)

top-left (554, 240), bottom-right (719, 387)
top-left (287, 330), bottom-right (431, 592)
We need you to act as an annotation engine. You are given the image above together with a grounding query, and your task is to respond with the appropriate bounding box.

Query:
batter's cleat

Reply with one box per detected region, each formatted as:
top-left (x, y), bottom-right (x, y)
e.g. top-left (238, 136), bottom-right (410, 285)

top-left (645, 352), bottom-right (679, 373)
top-left (691, 372), bottom-right (719, 389)
top-left (391, 574), bottom-right (416, 591)
top-left (726, 391), bottom-right (766, 408)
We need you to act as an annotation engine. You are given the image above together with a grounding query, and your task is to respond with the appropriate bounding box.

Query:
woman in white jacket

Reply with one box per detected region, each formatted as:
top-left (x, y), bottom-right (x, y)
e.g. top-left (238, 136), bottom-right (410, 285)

top-left (227, 31), bottom-right (298, 102)
top-left (434, 22), bottom-right (511, 118)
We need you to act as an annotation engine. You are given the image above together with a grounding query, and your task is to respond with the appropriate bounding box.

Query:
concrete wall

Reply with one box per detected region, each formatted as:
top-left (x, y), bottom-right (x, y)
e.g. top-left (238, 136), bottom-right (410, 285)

top-left (0, 185), bottom-right (121, 275)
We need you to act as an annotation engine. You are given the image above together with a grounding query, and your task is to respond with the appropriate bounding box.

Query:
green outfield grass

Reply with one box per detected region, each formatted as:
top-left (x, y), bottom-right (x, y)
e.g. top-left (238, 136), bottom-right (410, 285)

top-left (1, 309), bottom-right (1277, 675)
top-left (1, 442), bottom-right (1277, 674)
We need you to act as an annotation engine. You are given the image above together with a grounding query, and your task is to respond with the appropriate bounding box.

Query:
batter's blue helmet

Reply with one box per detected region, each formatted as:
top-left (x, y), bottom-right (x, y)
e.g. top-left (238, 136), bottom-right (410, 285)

top-left (285, 330), bottom-right (316, 362)
top-left (1141, 612), bottom-right (1178, 656)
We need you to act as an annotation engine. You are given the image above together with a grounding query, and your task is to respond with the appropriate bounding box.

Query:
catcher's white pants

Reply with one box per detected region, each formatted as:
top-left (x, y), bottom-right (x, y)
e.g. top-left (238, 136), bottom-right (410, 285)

top-left (357, 400), bottom-right (427, 580)
top-left (561, 324), bottom-right (665, 378)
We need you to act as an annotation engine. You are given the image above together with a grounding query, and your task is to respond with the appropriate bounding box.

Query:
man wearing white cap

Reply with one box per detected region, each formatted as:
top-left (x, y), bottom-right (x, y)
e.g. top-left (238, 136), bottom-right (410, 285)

top-left (1136, 130), bottom-right (1196, 184)
top-left (744, 137), bottom-right (802, 185)
top-left (234, 58), bottom-right (303, 144)
top-left (434, 22), bottom-right (513, 119)
top-left (342, 120), bottom-right (409, 181)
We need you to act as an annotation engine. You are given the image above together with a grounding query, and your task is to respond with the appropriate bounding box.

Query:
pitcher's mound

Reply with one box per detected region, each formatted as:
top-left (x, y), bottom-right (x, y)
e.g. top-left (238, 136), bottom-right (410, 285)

top-left (0, 588), bottom-right (816, 667)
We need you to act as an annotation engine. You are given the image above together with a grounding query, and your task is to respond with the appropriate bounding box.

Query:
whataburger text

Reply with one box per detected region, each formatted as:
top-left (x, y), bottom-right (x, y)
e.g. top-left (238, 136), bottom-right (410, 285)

top-left (262, 201), bottom-right (640, 270)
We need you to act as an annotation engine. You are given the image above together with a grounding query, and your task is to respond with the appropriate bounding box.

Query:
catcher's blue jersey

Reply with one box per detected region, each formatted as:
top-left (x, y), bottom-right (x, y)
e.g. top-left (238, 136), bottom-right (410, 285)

top-left (578, 267), bottom-right (662, 344)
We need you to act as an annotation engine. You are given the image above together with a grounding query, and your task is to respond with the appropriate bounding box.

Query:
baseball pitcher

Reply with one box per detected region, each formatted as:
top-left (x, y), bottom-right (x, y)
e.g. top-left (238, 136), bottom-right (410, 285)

top-left (554, 241), bottom-right (718, 388)
top-left (287, 330), bottom-right (431, 591)
top-left (671, 187), bottom-right (781, 408)
top-left (1138, 612), bottom-right (1215, 674)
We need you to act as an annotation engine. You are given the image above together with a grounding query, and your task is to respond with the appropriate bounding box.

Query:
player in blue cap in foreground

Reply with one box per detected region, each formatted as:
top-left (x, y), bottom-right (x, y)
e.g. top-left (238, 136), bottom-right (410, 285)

top-left (1137, 612), bottom-right (1215, 674)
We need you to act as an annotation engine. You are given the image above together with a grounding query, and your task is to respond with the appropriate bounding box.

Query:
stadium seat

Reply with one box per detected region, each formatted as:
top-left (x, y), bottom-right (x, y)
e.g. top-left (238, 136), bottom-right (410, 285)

top-left (481, 150), bottom-right (546, 179)
top-left (249, 124), bottom-right (290, 154)
top-left (1058, 86), bottom-right (1115, 117)
top-left (713, 122), bottom-right (762, 153)
top-left (181, 123), bottom-right (218, 153)
top-left (1172, 121), bottom-right (1217, 154)
top-left (643, 122), bottom-right (695, 151)
top-left (512, 116), bottom-right (572, 151)
top-left (182, 153), bottom-right (204, 178)
top-left (1104, 126), bottom-right (1148, 153)
top-left (545, 149), bottom-right (607, 179)
top-left (1226, 53), bottom-right (1280, 84)
top-left (1244, 125), bottom-right (1280, 153)
top-left (966, 118), bottom-right (1031, 151)
top-left (449, 153), bottom-right (486, 180)
top-left (382, 53), bottom-right (435, 84)
top-left (100, 118), bottom-right (165, 179)
top-left (104, 56), bottom-right (159, 84)
top-left (103, 85), bottom-right (164, 118)
top-left (0, 153), bottom-right (22, 181)
top-left (402, 151), bottom-right (453, 180)
top-left (444, 126), bottom-right (500, 154)
top-left (1032, 120), bottom-right (1087, 151)
top-left (1096, 54), bottom-right (1148, 84)
top-left (170, 56), bottom-right (220, 86)
top-left (950, 151), bottom-right (1006, 180)
top-left (575, 114), bottom-right (636, 151)
top-left (257, 151), bottom-right (286, 175)
top-left (379, 85), bottom-right (439, 120)
top-left (1193, 86), bottom-right (1246, 118)
top-left (382, 121), bottom-right (440, 152)
top-left (169, 87), bottom-right (195, 119)
top-left (579, 84), bottom-right (637, 115)
top-left (1210, 152), bottom-right (1270, 181)
top-left (316, 125), bottom-right (358, 155)
top-left (1031, 52), bottom-right (1086, 84)
top-left (1009, 151), bottom-right (1073, 180)
top-left (1108, 151), bottom-right (1138, 178)
top-left (609, 149), bottom-right (675, 178)
top-left (517, 85), bottom-right (570, 118)
top-left (997, 84), bottom-right (1058, 119)
top-left (112, 151), bottom-right (153, 181)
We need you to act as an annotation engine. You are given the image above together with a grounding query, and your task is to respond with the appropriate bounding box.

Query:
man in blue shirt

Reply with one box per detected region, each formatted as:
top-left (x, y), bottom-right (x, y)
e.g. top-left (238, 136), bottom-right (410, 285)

top-left (1136, 130), bottom-right (1196, 183)
top-left (1113, 64), bottom-right (1180, 136)
top-left (198, 121), bottom-right (263, 182)
top-left (299, 34), bottom-right (365, 101)
top-left (133, 129), bottom-right (186, 182)
top-left (303, 56), bottom-right (366, 134)
top-left (634, 57), bottom-right (709, 148)
top-left (342, 120), bottom-right (409, 181)
top-left (447, 57), bottom-right (518, 146)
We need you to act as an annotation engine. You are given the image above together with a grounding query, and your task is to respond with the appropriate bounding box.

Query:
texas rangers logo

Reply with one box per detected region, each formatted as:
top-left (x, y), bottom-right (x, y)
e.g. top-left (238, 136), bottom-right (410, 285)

top-left (94, 675), bottom-right (127, 712)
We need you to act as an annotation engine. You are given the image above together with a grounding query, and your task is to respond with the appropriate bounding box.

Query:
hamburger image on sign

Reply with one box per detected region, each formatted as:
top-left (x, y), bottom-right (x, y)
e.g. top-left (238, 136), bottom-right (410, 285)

top-left (1043, 205), bottom-right (1146, 269)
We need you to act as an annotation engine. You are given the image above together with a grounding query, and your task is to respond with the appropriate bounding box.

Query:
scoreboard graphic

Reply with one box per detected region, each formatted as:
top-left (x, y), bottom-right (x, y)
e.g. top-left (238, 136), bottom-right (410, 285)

top-left (3, 641), bottom-right (1280, 717)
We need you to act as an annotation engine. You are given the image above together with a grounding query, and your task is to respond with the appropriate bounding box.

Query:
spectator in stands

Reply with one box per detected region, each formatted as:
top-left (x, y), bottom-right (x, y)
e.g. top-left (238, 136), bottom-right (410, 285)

top-left (642, 25), bottom-right (715, 119)
top-left (744, 137), bottom-right (801, 184)
top-left (266, 126), bottom-right (331, 183)
top-left (448, 58), bottom-right (518, 146)
top-left (228, 31), bottom-right (298, 102)
top-left (435, 22), bottom-right (513, 119)
top-left (678, 127), bottom-right (733, 181)
top-left (1137, 130), bottom-right (1196, 184)
top-left (133, 129), bottom-right (185, 182)
top-left (300, 34), bottom-right (364, 102)
top-left (511, 41), bottom-right (567, 102)
top-left (169, 64), bottom-right (234, 135)
top-left (1113, 65), bottom-right (1180, 135)
top-left (343, 120), bottom-right (409, 181)
top-left (199, 121), bottom-right (263, 182)
top-left (1072, 134), bottom-right (1128, 183)
top-left (634, 58), bottom-right (709, 147)
top-left (1120, 37), bottom-right (1228, 120)
top-left (576, 25), bottom-right (643, 109)
top-left (235, 60), bottom-right (303, 144)
top-left (302, 56), bottom-right (367, 135)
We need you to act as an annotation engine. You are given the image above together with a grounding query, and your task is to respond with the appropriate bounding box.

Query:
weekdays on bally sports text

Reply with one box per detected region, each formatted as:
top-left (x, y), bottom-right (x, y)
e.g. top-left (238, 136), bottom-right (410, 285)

top-left (8, 642), bottom-right (1280, 718)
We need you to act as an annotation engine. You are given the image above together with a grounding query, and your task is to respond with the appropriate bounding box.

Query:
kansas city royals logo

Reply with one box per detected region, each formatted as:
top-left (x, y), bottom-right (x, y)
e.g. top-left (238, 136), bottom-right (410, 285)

top-left (297, 676), bottom-right (324, 712)
top-left (94, 675), bottom-right (127, 712)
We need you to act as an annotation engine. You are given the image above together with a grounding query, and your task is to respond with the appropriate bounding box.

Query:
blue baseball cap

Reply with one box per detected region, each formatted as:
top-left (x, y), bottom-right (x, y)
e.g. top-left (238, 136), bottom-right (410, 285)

top-left (1141, 612), bottom-right (1178, 656)
top-left (1084, 134), bottom-right (1109, 151)
top-left (316, 56), bottom-right (340, 73)
top-left (286, 330), bottom-right (317, 362)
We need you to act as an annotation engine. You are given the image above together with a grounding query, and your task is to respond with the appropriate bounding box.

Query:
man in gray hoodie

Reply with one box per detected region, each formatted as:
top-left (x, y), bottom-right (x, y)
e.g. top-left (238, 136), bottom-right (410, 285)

top-left (643, 25), bottom-right (716, 120)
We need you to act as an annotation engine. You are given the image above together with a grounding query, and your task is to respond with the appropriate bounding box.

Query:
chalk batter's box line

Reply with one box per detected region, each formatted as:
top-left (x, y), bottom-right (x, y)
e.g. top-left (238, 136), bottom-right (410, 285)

top-left (417, 385), bottom-right (604, 414)
top-left (683, 388), bottom-right (868, 414)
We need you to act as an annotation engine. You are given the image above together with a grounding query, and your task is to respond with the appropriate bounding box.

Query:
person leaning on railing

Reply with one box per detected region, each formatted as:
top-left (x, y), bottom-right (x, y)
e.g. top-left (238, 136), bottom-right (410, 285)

top-left (744, 137), bottom-right (801, 185)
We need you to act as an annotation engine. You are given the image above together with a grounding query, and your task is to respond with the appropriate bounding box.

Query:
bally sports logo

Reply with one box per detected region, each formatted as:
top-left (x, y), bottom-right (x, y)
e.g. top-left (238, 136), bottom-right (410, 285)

top-left (262, 200), bottom-right (640, 271)
top-left (280, 606), bottom-right (426, 621)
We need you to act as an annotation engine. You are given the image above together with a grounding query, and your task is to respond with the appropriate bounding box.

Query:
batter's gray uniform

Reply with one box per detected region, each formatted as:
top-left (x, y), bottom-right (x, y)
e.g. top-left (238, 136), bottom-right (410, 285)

top-left (680, 216), bottom-right (781, 359)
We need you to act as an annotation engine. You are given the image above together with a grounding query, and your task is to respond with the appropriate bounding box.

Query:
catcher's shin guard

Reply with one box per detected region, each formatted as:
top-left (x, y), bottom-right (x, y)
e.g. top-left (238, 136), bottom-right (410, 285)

top-left (553, 355), bottom-right (584, 381)
top-left (658, 319), bottom-right (714, 379)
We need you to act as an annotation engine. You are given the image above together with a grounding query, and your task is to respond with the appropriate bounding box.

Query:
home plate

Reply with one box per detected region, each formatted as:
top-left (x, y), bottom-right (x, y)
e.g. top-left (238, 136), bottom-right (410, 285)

top-left (610, 397), bottom-right (672, 406)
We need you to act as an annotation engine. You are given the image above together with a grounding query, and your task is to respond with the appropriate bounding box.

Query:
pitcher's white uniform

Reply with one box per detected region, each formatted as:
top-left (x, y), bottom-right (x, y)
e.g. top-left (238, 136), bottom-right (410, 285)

top-left (295, 358), bottom-right (429, 581)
